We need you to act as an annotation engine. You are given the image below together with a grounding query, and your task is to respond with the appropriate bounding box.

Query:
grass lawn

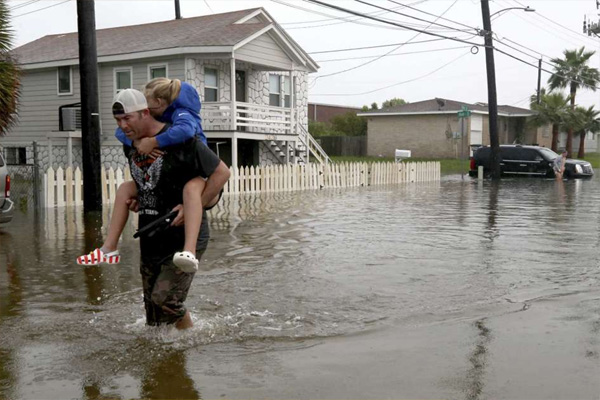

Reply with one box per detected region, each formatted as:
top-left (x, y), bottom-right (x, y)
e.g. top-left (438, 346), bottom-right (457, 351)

top-left (330, 156), bottom-right (470, 175)
top-left (576, 152), bottom-right (600, 169)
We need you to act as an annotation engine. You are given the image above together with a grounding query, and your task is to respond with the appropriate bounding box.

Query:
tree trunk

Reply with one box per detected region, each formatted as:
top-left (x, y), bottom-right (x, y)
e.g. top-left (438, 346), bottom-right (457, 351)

top-left (567, 87), bottom-right (576, 157)
top-left (551, 123), bottom-right (559, 151)
top-left (578, 131), bottom-right (586, 158)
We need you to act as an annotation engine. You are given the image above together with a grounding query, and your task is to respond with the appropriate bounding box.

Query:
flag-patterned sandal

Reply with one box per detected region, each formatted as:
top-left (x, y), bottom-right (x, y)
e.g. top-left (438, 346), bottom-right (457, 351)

top-left (76, 248), bottom-right (120, 266)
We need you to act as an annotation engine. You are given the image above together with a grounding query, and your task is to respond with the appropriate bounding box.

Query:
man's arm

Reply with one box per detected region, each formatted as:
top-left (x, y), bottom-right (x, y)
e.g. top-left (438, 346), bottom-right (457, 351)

top-left (201, 161), bottom-right (230, 206)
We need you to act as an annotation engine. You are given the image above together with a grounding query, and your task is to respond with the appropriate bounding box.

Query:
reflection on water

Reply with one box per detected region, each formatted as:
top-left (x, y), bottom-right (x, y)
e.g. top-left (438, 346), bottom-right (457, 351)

top-left (1, 176), bottom-right (600, 398)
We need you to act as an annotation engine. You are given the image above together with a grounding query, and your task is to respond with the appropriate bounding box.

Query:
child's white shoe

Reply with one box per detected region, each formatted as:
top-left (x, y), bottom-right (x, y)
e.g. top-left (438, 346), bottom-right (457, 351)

top-left (173, 251), bottom-right (198, 273)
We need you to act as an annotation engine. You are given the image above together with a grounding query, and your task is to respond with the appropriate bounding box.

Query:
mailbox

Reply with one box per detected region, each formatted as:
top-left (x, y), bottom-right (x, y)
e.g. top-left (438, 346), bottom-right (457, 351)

top-left (395, 149), bottom-right (411, 163)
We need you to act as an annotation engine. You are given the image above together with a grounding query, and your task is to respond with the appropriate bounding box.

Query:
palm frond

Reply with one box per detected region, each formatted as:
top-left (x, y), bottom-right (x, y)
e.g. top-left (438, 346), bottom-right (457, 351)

top-left (0, 0), bottom-right (20, 136)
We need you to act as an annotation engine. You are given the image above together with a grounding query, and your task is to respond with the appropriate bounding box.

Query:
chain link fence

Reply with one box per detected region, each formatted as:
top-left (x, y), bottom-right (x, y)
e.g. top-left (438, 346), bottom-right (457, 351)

top-left (5, 142), bottom-right (41, 211)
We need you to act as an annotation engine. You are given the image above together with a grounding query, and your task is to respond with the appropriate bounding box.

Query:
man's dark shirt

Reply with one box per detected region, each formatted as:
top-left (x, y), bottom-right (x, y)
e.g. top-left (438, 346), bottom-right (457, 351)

top-left (124, 129), bottom-right (221, 264)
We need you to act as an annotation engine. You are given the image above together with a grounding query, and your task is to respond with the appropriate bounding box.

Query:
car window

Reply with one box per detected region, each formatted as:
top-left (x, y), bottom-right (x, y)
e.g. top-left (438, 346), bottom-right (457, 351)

top-left (500, 147), bottom-right (519, 160)
top-left (0, 153), bottom-right (4, 167)
top-left (522, 149), bottom-right (543, 161)
top-left (538, 147), bottom-right (559, 161)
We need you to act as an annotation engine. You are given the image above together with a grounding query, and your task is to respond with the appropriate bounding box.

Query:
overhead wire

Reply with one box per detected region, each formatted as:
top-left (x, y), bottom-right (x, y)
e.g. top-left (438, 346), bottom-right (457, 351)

top-left (353, 0), bottom-right (476, 34)
top-left (311, 0), bottom-right (468, 80)
top-left (385, 0), bottom-right (476, 31)
top-left (302, 0), bottom-right (482, 47)
top-left (13, 0), bottom-right (71, 18)
top-left (281, 0), bottom-right (428, 25)
top-left (8, 0), bottom-right (41, 11)
top-left (312, 51), bottom-right (471, 96)
top-left (315, 45), bottom-right (472, 63)
top-left (511, 0), bottom-right (600, 47)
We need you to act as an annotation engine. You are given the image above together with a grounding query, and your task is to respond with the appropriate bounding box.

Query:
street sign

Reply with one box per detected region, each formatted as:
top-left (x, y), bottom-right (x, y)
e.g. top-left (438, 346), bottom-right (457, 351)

top-left (458, 105), bottom-right (471, 118)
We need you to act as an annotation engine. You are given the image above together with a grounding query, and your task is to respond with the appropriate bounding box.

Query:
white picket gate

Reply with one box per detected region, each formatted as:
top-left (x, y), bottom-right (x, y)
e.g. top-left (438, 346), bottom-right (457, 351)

top-left (43, 161), bottom-right (440, 207)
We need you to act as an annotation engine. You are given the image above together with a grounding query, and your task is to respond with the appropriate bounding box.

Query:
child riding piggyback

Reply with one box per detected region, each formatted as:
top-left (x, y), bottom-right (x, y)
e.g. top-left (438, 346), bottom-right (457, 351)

top-left (77, 78), bottom-right (216, 272)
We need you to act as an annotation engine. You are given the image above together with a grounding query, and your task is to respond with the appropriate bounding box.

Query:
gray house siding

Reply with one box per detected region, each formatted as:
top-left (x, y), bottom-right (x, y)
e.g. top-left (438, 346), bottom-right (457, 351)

top-left (99, 56), bottom-right (186, 144)
top-left (6, 66), bottom-right (81, 143)
top-left (236, 33), bottom-right (293, 70)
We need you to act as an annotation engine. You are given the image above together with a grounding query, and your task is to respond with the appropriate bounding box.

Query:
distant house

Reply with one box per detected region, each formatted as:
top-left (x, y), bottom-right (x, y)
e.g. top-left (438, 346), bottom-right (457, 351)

top-left (4, 8), bottom-right (330, 171)
top-left (358, 98), bottom-right (551, 159)
top-left (308, 102), bottom-right (362, 124)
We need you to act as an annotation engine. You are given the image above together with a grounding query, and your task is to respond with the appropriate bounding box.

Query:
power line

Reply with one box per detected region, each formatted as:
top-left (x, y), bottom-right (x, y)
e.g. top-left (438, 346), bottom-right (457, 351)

top-left (9, 0), bottom-right (41, 11)
top-left (312, 51), bottom-right (471, 96)
top-left (203, 0), bottom-right (213, 14)
top-left (354, 0), bottom-right (476, 34)
top-left (315, 45), bottom-right (471, 63)
top-left (303, 0), bottom-right (482, 47)
top-left (313, 0), bottom-right (465, 79)
top-left (386, 0), bottom-right (476, 31)
top-left (309, 37), bottom-right (455, 55)
top-left (272, 0), bottom-right (417, 32)
top-left (511, 0), bottom-right (600, 46)
top-left (280, 0), bottom-right (427, 26)
top-left (13, 0), bottom-right (71, 18)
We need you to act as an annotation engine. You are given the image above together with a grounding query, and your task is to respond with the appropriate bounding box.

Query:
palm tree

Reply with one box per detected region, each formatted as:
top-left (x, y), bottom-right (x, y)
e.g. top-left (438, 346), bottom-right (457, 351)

top-left (0, 0), bottom-right (20, 136)
top-left (548, 47), bottom-right (600, 157)
top-left (529, 90), bottom-right (569, 152)
top-left (575, 106), bottom-right (600, 158)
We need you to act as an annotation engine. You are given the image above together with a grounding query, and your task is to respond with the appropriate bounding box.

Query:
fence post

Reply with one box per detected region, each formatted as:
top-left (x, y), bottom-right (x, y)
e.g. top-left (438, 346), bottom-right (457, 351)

top-left (33, 141), bottom-right (40, 208)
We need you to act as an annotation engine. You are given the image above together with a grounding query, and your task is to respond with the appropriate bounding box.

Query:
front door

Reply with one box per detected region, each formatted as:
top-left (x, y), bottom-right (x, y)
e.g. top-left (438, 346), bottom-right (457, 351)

top-left (236, 70), bottom-right (246, 131)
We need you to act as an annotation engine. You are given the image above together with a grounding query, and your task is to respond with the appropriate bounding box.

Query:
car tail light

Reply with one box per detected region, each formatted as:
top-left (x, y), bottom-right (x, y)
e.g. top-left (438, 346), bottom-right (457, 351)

top-left (5, 175), bottom-right (10, 198)
top-left (470, 157), bottom-right (476, 171)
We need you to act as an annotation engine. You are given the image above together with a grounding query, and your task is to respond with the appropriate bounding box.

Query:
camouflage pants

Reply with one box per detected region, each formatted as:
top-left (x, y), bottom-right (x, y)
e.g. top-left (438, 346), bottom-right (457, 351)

top-left (140, 249), bottom-right (205, 326)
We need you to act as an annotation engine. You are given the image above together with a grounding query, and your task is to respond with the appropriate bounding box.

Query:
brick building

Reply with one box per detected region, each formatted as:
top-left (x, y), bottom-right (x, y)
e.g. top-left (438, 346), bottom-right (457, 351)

top-left (308, 102), bottom-right (362, 124)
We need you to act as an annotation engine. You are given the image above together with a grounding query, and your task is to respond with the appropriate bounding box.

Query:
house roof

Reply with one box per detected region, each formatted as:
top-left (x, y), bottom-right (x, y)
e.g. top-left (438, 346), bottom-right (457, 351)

top-left (357, 98), bottom-right (534, 117)
top-left (12, 8), bottom-right (318, 71)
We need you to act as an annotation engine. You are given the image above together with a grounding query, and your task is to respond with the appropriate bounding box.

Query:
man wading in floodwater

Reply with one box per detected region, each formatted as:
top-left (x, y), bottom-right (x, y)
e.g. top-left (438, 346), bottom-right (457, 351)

top-left (112, 89), bottom-right (230, 329)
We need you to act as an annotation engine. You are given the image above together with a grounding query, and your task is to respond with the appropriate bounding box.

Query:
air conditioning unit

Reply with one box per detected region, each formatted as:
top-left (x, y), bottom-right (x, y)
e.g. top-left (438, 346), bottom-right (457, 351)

top-left (61, 107), bottom-right (81, 131)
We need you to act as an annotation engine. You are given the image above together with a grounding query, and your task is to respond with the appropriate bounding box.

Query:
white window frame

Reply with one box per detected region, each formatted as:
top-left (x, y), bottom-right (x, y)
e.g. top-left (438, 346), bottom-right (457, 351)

top-left (269, 74), bottom-right (281, 107)
top-left (283, 76), bottom-right (291, 108)
top-left (204, 67), bottom-right (219, 102)
top-left (147, 63), bottom-right (169, 81)
top-left (57, 66), bottom-right (73, 96)
top-left (114, 67), bottom-right (133, 94)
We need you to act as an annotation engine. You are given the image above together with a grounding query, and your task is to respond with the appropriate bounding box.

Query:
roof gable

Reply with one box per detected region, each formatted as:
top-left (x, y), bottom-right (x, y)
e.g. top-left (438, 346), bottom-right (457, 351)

top-left (12, 8), bottom-right (318, 72)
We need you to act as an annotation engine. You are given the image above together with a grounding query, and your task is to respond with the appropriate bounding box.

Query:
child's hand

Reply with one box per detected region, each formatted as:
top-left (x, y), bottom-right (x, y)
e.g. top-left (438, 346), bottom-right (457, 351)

top-left (136, 137), bottom-right (161, 158)
top-left (126, 197), bottom-right (139, 212)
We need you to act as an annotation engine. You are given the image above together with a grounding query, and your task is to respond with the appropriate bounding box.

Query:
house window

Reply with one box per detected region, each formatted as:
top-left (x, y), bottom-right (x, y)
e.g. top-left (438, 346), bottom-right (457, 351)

top-left (57, 66), bottom-right (72, 95)
top-left (149, 64), bottom-right (167, 80)
top-left (283, 76), bottom-right (291, 108)
top-left (204, 68), bottom-right (218, 102)
top-left (269, 74), bottom-right (281, 107)
top-left (4, 147), bottom-right (27, 165)
top-left (114, 68), bottom-right (132, 93)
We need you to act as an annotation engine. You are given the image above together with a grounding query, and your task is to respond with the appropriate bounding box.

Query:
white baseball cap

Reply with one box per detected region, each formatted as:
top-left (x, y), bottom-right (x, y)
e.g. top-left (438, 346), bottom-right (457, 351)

top-left (112, 89), bottom-right (148, 115)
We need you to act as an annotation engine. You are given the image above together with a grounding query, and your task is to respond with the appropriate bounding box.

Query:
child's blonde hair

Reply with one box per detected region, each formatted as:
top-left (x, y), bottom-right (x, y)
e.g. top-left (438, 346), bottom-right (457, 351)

top-left (144, 78), bottom-right (181, 105)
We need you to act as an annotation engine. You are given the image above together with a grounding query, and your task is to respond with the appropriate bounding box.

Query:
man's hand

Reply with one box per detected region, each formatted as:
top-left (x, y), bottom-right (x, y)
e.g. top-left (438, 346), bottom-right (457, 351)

top-left (171, 204), bottom-right (185, 226)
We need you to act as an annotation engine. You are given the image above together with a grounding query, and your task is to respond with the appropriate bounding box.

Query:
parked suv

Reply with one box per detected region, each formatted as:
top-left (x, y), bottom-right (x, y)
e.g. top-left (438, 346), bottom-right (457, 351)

top-left (0, 153), bottom-right (14, 224)
top-left (469, 145), bottom-right (594, 179)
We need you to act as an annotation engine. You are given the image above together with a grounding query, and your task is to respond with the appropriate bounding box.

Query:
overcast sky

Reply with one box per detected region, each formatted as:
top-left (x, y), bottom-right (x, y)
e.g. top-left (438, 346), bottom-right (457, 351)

top-left (8, 0), bottom-right (600, 109)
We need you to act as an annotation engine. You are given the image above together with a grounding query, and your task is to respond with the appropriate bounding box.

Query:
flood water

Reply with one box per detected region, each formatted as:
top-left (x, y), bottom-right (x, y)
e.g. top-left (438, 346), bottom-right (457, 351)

top-left (1, 176), bottom-right (599, 399)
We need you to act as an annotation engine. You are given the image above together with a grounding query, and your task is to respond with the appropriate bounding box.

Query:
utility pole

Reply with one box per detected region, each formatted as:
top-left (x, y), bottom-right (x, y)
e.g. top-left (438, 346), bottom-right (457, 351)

top-left (481, 0), bottom-right (501, 180)
top-left (76, 0), bottom-right (102, 212)
top-left (174, 0), bottom-right (181, 19)
top-left (536, 58), bottom-right (542, 104)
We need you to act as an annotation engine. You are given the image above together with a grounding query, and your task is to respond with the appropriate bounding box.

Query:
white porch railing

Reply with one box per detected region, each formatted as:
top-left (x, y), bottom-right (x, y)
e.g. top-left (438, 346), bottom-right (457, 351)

top-left (202, 101), bottom-right (292, 134)
top-left (43, 162), bottom-right (440, 207)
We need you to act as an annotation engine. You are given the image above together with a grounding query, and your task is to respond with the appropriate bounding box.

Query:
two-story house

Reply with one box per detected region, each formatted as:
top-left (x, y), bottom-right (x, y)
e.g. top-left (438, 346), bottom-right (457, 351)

top-left (5, 8), bottom-right (330, 172)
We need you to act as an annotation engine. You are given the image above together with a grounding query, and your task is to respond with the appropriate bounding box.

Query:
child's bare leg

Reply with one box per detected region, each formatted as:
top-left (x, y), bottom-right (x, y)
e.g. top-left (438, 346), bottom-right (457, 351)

top-left (182, 177), bottom-right (205, 255)
top-left (103, 180), bottom-right (137, 252)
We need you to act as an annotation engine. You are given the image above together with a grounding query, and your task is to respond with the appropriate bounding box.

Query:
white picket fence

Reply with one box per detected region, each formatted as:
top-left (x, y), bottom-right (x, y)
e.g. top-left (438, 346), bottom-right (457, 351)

top-left (44, 161), bottom-right (440, 207)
